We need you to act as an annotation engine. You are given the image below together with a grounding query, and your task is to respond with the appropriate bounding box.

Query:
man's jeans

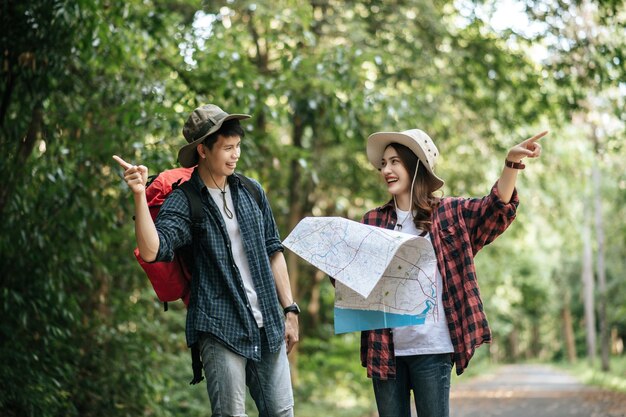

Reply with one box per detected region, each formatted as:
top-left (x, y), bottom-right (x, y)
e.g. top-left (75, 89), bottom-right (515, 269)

top-left (198, 330), bottom-right (294, 417)
top-left (372, 353), bottom-right (452, 417)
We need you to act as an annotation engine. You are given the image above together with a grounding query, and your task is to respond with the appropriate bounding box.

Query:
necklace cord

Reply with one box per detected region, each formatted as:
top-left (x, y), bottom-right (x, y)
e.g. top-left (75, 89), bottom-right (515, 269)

top-left (208, 169), bottom-right (234, 219)
top-left (220, 191), bottom-right (234, 219)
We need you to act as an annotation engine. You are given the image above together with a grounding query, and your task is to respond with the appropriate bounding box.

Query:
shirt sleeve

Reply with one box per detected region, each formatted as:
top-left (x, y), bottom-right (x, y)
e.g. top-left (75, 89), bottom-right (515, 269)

top-left (154, 189), bottom-right (193, 262)
top-left (252, 179), bottom-right (283, 257)
top-left (456, 181), bottom-right (519, 254)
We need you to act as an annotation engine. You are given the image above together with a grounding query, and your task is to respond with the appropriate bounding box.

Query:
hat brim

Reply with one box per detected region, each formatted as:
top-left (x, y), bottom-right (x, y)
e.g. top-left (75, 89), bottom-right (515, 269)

top-left (366, 131), bottom-right (444, 191)
top-left (178, 114), bottom-right (251, 168)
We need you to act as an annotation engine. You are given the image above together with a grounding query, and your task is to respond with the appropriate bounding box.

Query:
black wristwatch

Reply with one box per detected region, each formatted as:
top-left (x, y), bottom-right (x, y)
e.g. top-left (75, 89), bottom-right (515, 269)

top-left (283, 302), bottom-right (300, 316)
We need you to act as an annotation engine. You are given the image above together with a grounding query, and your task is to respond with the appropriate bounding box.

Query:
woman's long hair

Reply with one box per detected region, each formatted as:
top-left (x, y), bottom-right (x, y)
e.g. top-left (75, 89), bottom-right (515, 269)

top-left (387, 143), bottom-right (440, 232)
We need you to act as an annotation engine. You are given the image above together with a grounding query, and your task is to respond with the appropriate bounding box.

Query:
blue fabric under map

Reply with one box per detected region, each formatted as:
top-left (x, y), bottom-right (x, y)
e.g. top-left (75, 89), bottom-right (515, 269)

top-left (334, 307), bottom-right (430, 334)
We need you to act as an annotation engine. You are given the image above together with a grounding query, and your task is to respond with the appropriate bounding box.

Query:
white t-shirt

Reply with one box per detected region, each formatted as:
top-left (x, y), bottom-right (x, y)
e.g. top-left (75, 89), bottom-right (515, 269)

top-left (392, 208), bottom-right (453, 356)
top-left (207, 185), bottom-right (264, 327)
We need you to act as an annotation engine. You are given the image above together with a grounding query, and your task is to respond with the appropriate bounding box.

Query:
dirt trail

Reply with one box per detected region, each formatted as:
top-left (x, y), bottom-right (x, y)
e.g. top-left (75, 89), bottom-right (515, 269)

top-left (450, 364), bottom-right (626, 417)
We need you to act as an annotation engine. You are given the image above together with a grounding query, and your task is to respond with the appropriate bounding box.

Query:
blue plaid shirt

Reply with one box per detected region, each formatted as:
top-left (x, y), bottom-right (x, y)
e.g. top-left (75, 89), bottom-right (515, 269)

top-left (154, 169), bottom-right (285, 360)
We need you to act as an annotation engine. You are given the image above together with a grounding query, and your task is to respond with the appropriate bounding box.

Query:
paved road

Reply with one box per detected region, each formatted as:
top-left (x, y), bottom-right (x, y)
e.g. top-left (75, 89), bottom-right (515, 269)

top-left (450, 364), bottom-right (626, 417)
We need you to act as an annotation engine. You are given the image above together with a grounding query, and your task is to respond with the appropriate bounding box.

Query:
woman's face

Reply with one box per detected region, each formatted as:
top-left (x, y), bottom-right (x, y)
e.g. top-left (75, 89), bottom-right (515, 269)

top-left (381, 146), bottom-right (411, 197)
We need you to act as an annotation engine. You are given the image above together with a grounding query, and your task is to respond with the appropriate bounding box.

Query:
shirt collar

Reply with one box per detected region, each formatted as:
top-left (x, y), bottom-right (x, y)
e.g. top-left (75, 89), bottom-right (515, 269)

top-left (189, 168), bottom-right (243, 193)
top-left (379, 199), bottom-right (395, 211)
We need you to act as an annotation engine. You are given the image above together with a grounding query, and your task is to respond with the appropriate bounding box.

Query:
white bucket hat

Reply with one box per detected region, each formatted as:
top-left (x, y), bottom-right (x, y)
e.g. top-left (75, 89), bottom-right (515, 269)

top-left (366, 129), bottom-right (444, 191)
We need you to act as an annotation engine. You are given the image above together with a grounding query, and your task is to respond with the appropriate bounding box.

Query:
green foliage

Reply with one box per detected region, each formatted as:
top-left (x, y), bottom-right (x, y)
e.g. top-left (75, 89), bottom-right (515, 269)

top-left (296, 333), bottom-right (376, 417)
top-left (0, 0), bottom-right (190, 415)
top-left (1, 0), bottom-right (625, 415)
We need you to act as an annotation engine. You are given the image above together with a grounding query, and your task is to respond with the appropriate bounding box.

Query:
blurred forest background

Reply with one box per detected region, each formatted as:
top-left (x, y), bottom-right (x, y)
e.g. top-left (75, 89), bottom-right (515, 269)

top-left (1, 0), bottom-right (625, 416)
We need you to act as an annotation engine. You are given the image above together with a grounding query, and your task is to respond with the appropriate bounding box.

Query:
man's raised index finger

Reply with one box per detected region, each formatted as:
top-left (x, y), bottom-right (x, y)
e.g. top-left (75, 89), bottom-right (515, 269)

top-left (112, 155), bottom-right (132, 170)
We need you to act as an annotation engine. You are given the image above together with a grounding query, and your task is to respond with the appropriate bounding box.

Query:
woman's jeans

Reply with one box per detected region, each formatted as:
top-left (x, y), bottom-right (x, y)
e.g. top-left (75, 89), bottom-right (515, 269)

top-left (198, 330), bottom-right (294, 417)
top-left (372, 353), bottom-right (452, 417)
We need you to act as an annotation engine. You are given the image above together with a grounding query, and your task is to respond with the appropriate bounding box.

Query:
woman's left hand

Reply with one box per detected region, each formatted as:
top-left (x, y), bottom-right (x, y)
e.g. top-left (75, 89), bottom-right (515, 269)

top-left (507, 130), bottom-right (548, 163)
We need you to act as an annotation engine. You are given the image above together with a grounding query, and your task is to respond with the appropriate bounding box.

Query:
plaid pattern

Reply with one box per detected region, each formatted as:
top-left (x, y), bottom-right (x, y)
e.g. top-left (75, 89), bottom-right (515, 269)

top-left (155, 169), bottom-right (284, 360)
top-left (360, 182), bottom-right (519, 378)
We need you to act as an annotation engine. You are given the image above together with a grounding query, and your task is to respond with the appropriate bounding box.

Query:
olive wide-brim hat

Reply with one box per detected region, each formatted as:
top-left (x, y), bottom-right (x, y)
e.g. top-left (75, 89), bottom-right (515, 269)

top-left (177, 104), bottom-right (251, 168)
top-left (366, 129), bottom-right (445, 191)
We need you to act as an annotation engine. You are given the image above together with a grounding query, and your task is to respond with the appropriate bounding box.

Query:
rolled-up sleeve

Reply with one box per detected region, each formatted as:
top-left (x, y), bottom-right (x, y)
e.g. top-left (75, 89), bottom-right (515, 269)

top-left (255, 182), bottom-right (283, 257)
top-left (489, 181), bottom-right (519, 215)
top-left (458, 181), bottom-right (519, 254)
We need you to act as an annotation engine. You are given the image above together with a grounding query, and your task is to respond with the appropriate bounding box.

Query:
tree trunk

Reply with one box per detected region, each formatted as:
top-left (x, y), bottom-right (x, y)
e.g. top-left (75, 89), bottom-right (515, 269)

top-left (530, 318), bottom-right (541, 358)
top-left (508, 327), bottom-right (519, 362)
top-left (307, 269), bottom-right (326, 327)
top-left (610, 327), bottom-right (623, 355)
top-left (591, 138), bottom-right (610, 372)
top-left (562, 291), bottom-right (577, 363)
top-left (581, 198), bottom-right (596, 365)
top-left (284, 114), bottom-right (306, 382)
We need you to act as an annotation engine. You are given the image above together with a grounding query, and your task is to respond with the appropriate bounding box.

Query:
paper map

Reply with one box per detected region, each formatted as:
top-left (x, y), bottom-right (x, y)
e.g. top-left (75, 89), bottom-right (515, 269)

top-left (282, 217), bottom-right (439, 334)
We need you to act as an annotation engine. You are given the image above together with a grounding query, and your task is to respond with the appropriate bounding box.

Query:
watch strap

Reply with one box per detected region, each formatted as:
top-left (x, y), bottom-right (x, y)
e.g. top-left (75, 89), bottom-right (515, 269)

top-left (283, 303), bottom-right (300, 315)
top-left (505, 159), bottom-right (525, 170)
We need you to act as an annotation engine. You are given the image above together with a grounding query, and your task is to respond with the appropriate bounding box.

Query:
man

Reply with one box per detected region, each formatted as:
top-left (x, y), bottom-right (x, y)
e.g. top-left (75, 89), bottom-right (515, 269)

top-left (113, 104), bottom-right (299, 417)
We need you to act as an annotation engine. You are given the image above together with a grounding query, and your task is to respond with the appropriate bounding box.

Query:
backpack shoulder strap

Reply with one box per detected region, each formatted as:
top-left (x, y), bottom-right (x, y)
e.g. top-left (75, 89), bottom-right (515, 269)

top-left (178, 181), bottom-right (203, 225)
top-left (234, 172), bottom-right (262, 210)
top-left (177, 181), bottom-right (203, 272)
top-left (158, 180), bottom-right (202, 312)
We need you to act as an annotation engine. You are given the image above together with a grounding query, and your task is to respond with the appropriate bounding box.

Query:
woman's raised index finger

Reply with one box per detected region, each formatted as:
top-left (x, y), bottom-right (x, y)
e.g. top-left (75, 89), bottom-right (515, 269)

top-left (112, 155), bottom-right (133, 170)
top-left (529, 130), bottom-right (549, 142)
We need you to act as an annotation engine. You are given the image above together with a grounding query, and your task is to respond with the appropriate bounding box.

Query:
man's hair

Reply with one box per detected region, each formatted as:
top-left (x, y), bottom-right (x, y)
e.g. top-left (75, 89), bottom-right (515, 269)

top-left (202, 119), bottom-right (246, 150)
top-left (387, 143), bottom-right (439, 232)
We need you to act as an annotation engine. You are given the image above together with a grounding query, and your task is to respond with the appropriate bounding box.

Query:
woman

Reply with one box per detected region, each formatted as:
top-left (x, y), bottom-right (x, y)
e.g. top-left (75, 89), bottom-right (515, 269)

top-left (361, 128), bottom-right (546, 417)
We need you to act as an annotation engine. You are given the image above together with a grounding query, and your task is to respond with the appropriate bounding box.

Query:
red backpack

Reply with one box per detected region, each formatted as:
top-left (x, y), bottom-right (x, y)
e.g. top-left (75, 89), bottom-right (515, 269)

top-left (134, 167), bottom-right (262, 310)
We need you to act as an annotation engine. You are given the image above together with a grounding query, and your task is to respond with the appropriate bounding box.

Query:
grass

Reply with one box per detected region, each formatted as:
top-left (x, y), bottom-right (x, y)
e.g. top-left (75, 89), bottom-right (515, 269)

top-left (293, 333), bottom-right (377, 417)
top-left (559, 355), bottom-right (626, 392)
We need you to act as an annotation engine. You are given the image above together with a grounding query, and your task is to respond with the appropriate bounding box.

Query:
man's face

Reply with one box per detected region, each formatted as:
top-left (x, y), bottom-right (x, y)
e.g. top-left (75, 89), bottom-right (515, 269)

top-left (204, 134), bottom-right (241, 178)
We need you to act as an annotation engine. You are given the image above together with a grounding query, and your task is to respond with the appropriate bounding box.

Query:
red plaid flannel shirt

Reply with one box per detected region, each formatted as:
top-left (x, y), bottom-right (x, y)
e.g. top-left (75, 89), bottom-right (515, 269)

top-left (360, 182), bottom-right (519, 378)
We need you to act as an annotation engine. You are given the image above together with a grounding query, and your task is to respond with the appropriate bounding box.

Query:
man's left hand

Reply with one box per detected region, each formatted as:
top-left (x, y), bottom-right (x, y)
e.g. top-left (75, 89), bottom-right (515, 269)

top-left (284, 313), bottom-right (299, 353)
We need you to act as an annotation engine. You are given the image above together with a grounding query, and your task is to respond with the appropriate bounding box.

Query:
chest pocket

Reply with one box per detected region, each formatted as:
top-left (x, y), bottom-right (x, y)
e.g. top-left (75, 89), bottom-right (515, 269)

top-left (437, 224), bottom-right (466, 262)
